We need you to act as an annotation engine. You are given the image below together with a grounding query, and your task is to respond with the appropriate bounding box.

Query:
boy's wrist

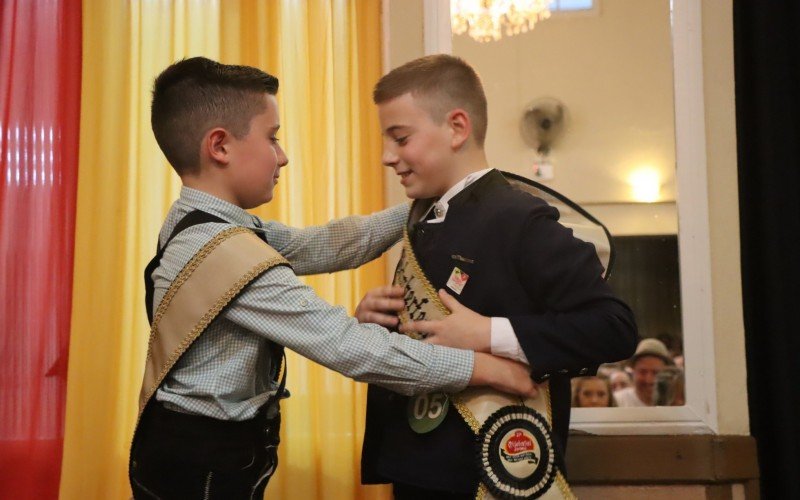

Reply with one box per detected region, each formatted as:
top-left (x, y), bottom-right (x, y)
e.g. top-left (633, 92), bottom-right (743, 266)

top-left (470, 352), bottom-right (513, 385)
top-left (469, 352), bottom-right (537, 397)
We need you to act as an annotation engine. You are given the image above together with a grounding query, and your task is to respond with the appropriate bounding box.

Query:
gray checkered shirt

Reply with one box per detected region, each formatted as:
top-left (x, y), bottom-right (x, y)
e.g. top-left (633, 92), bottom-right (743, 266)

top-left (151, 187), bottom-right (473, 420)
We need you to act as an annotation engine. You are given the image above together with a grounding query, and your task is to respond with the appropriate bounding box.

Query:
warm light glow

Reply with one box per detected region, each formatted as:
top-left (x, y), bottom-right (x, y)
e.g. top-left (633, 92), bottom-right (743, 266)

top-left (629, 168), bottom-right (661, 202)
top-left (451, 0), bottom-right (552, 43)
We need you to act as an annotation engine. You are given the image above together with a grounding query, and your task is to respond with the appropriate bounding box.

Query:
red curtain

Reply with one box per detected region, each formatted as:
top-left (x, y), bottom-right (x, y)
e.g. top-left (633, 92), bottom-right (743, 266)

top-left (0, 1), bottom-right (81, 498)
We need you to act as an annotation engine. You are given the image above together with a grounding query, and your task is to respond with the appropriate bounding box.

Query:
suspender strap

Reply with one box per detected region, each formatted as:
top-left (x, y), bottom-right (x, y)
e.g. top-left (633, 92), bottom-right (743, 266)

top-left (144, 210), bottom-right (227, 324)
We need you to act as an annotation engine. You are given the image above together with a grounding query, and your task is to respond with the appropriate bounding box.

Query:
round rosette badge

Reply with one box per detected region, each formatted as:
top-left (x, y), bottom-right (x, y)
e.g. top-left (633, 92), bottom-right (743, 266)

top-left (476, 406), bottom-right (556, 499)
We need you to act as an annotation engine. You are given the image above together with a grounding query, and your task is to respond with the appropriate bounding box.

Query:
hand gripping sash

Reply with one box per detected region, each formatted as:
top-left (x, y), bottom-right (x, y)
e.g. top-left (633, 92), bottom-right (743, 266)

top-left (133, 226), bottom-right (289, 438)
top-left (394, 172), bottom-right (613, 500)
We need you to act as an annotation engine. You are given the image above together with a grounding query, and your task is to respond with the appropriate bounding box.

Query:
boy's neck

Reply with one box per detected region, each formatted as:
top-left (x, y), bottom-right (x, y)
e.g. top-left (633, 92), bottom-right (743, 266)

top-left (181, 172), bottom-right (243, 208)
top-left (441, 148), bottom-right (490, 194)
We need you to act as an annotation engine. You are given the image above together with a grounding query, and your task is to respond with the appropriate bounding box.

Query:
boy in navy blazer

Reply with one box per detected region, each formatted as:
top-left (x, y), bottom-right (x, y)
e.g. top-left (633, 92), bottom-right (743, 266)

top-left (358, 54), bottom-right (638, 498)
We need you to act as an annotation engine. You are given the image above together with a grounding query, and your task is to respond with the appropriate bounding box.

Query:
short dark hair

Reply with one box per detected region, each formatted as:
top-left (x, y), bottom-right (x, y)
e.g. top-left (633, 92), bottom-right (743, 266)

top-left (373, 54), bottom-right (488, 146)
top-left (151, 57), bottom-right (279, 175)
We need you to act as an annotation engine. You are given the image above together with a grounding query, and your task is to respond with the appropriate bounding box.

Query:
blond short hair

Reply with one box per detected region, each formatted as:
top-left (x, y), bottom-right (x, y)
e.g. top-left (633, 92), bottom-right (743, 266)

top-left (373, 54), bottom-right (488, 146)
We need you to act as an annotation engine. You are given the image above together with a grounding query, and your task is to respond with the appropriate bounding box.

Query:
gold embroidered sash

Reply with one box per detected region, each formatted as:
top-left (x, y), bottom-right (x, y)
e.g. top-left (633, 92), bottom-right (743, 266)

top-left (134, 227), bottom-right (289, 427)
top-left (395, 230), bottom-right (575, 500)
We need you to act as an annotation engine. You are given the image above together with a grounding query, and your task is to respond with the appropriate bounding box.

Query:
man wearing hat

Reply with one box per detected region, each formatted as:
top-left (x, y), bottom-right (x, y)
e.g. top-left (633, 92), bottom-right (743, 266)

top-left (614, 338), bottom-right (673, 406)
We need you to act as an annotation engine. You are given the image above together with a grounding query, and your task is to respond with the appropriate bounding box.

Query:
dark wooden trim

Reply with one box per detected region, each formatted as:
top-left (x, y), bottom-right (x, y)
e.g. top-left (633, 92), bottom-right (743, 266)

top-left (743, 479), bottom-right (761, 500)
top-left (706, 484), bottom-right (735, 500)
top-left (565, 434), bottom-right (759, 484)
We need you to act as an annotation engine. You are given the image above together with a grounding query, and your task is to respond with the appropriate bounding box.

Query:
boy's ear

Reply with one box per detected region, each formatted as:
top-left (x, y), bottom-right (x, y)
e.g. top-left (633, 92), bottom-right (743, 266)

top-left (206, 128), bottom-right (231, 166)
top-left (447, 109), bottom-right (472, 149)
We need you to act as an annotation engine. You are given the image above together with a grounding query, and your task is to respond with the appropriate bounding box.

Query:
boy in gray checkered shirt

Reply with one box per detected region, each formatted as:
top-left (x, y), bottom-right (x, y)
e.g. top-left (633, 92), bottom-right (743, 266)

top-left (129, 57), bottom-right (538, 499)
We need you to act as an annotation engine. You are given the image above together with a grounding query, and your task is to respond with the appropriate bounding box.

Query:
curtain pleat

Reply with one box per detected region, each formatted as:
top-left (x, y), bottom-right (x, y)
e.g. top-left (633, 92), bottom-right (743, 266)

top-left (61, 1), bottom-right (390, 498)
top-left (0, 0), bottom-right (82, 498)
top-left (734, 2), bottom-right (800, 497)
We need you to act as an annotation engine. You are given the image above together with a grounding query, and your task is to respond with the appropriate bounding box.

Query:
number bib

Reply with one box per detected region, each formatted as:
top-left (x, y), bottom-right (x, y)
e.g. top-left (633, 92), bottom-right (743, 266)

top-left (407, 392), bottom-right (449, 434)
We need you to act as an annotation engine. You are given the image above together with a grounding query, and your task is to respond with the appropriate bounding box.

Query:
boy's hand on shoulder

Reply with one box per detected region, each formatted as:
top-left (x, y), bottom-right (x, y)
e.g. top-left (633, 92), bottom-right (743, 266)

top-left (355, 285), bottom-right (404, 328)
top-left (471, 353), bottom-right (538, 398)
top-left (401, 289), bottom-right (491, 353)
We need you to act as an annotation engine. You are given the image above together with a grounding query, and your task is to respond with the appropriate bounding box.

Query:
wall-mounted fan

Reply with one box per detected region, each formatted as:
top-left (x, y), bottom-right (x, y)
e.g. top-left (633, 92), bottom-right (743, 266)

top-left (519, 97), bottom-right (566, 156)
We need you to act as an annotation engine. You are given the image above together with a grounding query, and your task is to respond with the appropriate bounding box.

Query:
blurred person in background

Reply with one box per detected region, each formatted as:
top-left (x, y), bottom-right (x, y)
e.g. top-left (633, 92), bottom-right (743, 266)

top-left (614, 338), bottom-right (672, 407)
top-left (608, 369), bottom-right (632, 393)
top-left (572, 375), bottom-right (616, 407)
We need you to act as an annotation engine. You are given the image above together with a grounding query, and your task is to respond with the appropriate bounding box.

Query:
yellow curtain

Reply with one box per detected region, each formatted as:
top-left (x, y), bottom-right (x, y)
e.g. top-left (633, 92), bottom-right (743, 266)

top-left (61, 1), bottom-right (390, 498)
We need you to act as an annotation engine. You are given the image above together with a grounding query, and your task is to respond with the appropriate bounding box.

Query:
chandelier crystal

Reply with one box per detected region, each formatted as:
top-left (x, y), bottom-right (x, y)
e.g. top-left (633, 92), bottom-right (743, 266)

top-left (451, 0), bottom-right (552, 43)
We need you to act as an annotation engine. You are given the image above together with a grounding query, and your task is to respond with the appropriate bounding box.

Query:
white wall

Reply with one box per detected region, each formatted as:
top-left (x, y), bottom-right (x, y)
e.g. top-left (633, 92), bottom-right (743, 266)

top-left (453, 0), bottom-right (676, 207)
top-left (701, 0), bottom-right (748, 435)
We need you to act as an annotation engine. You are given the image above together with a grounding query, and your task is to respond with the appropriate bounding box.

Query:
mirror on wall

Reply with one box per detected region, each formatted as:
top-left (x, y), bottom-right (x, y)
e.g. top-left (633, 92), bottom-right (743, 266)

top-left (449, 0), bottom-right (684, 410)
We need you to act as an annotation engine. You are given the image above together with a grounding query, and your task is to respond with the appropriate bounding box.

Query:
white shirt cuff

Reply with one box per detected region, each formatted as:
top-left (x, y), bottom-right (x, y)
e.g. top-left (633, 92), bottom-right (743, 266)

top-left (490, 317), bottom-right (530, 365)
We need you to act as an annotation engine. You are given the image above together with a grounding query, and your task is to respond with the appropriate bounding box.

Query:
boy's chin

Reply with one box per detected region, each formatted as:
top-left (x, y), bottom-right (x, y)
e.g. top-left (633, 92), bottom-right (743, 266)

top-left (240, 192), bottom-right (273, 209)
top-left (403, 186), bottom-right (437, 200)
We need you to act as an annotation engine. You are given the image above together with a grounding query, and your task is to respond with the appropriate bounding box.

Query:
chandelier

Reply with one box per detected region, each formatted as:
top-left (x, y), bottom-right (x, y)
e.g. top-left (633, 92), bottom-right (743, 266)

top-left (451, 0), bottom-right (552, 43)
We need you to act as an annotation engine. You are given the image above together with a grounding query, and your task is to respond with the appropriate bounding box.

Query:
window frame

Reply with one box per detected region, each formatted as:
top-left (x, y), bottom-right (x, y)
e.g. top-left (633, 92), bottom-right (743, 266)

top-left (418, 0), bottom-right (719, 435)
top-left (550, 0), bottom-right (600, 18)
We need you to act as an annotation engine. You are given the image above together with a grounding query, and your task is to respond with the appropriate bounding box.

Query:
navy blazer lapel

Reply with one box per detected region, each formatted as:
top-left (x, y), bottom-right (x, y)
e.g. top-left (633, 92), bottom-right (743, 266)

top-left (449, 169), bottom-right (509, 209)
